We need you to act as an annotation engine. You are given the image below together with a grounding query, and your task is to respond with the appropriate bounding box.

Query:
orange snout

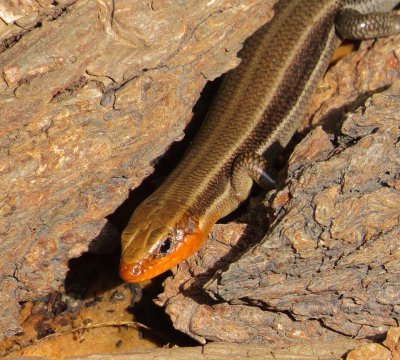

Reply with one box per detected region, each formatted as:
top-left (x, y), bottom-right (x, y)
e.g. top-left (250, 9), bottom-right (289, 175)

top-left (119, 230), bottom-right (206, 283)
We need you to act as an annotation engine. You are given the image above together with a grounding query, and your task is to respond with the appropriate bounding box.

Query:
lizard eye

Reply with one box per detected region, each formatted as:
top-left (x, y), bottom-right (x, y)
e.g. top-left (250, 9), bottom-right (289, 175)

top-left (159, 236), bottom-right (173, 255)
top-left (156, 228), bottom-right (186, 257)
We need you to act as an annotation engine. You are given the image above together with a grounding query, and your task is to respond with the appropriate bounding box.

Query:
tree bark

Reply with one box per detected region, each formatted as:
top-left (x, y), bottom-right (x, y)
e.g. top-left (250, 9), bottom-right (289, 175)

top-left (1, 0), bottom-right (399, 352)
top-left (0, 0), bottom-right (275, 338)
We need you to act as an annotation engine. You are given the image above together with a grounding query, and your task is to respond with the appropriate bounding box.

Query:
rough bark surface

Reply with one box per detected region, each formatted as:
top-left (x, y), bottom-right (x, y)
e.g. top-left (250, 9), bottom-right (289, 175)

top-left (157, 37), bottom-right (400, 344)
top-left (0, 0), bottom-right (275, 338)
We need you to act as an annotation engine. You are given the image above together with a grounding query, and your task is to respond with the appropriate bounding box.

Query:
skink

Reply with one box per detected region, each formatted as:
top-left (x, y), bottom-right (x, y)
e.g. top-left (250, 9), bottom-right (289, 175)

top-left (120, 0), bottom-right (400, 283)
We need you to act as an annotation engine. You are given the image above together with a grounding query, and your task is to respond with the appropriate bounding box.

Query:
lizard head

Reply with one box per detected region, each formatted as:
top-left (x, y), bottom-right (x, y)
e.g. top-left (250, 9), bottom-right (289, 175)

top-left (119, 198), bottom-right (207, 283)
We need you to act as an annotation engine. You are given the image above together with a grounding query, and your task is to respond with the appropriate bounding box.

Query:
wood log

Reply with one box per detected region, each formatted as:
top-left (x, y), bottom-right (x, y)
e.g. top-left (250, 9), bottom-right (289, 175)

top-left (1, 0), bottom-right (399, 351)
top-left (0, 0), bottom-right (275, 338)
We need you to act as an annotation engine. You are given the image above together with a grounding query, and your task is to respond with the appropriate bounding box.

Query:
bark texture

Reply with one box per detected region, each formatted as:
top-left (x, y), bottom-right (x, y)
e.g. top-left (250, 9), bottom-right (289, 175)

top-left (0, 0), bottom-right (275, 338)
top-left (157, 37), bottom-right (400, 344)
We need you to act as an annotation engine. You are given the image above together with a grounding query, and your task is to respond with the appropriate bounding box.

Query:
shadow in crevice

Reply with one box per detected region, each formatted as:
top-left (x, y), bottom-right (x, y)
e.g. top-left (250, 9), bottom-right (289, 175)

top-left (129, 271), bottom-right (198, 347)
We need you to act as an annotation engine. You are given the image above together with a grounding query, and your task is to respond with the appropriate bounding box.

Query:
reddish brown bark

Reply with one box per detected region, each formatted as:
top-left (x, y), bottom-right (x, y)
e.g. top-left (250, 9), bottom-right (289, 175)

top-left (0, 0), bottom-right (275, 338)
